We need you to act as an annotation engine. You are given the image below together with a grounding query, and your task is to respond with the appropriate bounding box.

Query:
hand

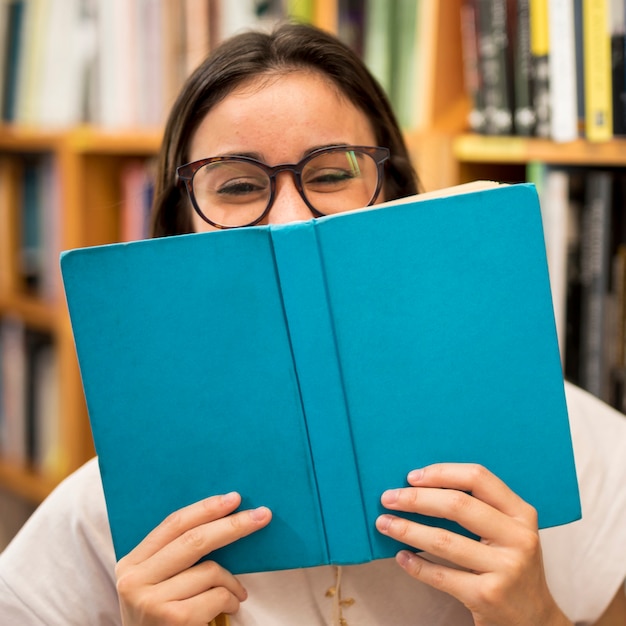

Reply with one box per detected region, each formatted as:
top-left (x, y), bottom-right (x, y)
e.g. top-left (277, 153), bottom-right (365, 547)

top-left (375, 463), bottom-right (572, 626)
top-left (115, 492), bottom-right (272, 625)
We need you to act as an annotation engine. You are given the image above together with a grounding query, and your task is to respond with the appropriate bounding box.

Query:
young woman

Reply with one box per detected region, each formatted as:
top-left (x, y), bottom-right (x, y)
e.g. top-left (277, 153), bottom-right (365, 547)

top-left (1, 23), bottom-right (625, 626)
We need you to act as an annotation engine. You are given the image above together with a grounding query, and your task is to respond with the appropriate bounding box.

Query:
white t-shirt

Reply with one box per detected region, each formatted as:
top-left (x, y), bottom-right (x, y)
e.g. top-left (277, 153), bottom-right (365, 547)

top-left (1, 382), bottom-right (625, 625)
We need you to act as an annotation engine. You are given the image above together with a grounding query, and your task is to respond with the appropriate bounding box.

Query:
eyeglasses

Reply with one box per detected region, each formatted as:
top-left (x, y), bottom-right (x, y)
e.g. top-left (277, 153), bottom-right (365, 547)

top-left (176, 145), bottom-right (390, 229)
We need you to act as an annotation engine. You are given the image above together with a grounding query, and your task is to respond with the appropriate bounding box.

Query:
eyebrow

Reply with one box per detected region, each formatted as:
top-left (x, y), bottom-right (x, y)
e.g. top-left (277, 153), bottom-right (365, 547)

top-left (217, 143), bottom-right (350, 162)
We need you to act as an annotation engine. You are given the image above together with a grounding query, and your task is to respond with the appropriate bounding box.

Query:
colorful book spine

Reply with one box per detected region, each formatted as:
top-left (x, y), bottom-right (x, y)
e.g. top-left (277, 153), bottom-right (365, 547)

top-left (512, 0), bottom-right (537, 135)
top-left (530, 0), bottom-right (551, 137)
top-left (583, 0), bottom-right (613, 141)
top-left (477, 0), bottom-right (514, 135)
top-left (579, 170), bottom-right (613, 399)
top-left (548, 0), bottom-right (579, 141)
top-left (610, 0), bottom-right (626, 136)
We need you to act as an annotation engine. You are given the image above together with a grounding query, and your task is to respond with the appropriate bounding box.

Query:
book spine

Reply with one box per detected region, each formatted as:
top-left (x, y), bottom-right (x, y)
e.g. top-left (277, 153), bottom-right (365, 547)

top-left (2, 0), bottom-right (25, 122)
top-left (579, 170), bottom-right (613, 400)
top-left (548, 0), bottom-right (579, 141)
top-left (362, 0), bottom-right (393, 97)
top-left (0, 316), bottom-right (27, 465)
top-left (529, 0), bottom-right (551, 137)
top-left (530, 164), bottom-right (571, 361)
top-left (574, 0), bottom-right (586, 134)
top-left (270, 223), bottom-right (371, 563)
top-left (512, 0), bottom-right (537, 135)
top-left (583, 0), bottom-right (613, 141)
top-left (610, 0), bottom-right (626, 136)
top-left (461, 0), bottom-right (487, 132)
top-left (477, 0), bottom-right (514, 135)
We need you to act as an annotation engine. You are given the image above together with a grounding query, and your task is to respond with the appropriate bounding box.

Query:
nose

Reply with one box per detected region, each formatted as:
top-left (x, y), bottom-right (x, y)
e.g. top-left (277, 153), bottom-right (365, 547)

top-left (264, 172), bottom-right (313, 225)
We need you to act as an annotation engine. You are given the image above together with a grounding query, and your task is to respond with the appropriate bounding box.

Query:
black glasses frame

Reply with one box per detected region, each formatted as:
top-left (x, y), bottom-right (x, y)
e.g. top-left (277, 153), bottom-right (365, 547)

top-left (176, 145), bottom-right (390, 229)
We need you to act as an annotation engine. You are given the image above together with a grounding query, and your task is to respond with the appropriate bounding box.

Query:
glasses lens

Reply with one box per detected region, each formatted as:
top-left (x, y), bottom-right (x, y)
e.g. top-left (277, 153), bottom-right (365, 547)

top-left (192, 160), bottom-right (270, 227)
top-left (301, 148), bottom-right (380, 214)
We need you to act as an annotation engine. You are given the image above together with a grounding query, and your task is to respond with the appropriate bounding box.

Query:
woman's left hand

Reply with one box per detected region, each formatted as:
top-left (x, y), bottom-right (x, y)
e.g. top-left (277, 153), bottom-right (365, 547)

top-left (375, 463), bottom-right (572, 626)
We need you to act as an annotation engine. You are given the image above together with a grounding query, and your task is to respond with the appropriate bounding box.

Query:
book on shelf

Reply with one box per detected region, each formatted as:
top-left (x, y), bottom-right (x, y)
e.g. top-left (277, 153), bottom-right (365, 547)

top-left (476, 0), bottom-right (514, 135)
top-left (609, 167), bottom-right (626, 407)
top-left (461, 0), bottom-right (487, 133)
top-left (527, 162), bottom-right (573, 362)
top-left (36, 0), bottom-right (88, 128)
top-left (573, 0), bottom-right (586, 135)
top-left (2, 0), bottom-right (25, 123)
top-left (61, 182), bottom-right (581, 575)
top-left (0, 0), bottom-right (9, 114)
top-left (0, 316), bottom-right (27, 465)
top-left (610, 0), bottom-right (626, 136)
top-left (362, 0), bottom-right (433, 130)
top-left (362, 0), bottom-right (393, 97)
top-left (0, 317), bottom-right (59, 472)
top-left (579, 170), bottom-right (613, 400)
top-left (547, 0), bottom-right (579, 142)
top-left (583, 0), bottom-right (613, 141)
top-left (530, 0), bottom-right (551, 137)
top-left (13, 154), bottom-right (60, 300)
top-left (511, 0), bottom-right (537, 135)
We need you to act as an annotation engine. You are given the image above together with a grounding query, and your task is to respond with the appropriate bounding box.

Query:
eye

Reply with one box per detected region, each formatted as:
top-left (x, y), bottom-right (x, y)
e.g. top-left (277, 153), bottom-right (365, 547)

top-left (216, 177), bottom-right (268, 197)
top-left (305, 168), bottom-right (355, 188)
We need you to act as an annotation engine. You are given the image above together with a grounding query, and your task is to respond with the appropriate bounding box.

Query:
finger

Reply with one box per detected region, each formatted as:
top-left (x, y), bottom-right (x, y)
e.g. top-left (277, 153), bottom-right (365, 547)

top-left (380, 486), bottom-right (522, 542)
top-left (407, 464), bottom-right (538, 527)
top-left (151, 586), bottom-right (244, 625)
top-left (394, 549), bottom-right (478, 604)
top-left (157, 559), bottom-right (248, 603)
top-left (376, 513), bottom-right (495, 572)
top-left (121, 492), bottom-right (243, 566)
top-left (141, 506), bottom-right (272, 582)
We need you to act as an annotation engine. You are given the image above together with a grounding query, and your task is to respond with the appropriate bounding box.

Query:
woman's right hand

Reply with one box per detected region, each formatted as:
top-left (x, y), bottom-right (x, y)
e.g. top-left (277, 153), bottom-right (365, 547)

top-left (115, 492), bottom-right (272, 625)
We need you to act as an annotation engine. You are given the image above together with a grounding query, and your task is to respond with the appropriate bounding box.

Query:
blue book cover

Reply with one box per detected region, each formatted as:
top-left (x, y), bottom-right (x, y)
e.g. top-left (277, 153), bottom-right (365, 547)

top-left (60, 182), bottom-right (581, 575)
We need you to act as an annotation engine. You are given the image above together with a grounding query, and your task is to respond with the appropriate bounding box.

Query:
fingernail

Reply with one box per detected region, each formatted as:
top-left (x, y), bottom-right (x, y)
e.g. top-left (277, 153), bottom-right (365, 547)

top-left (249, 506), bottom-right (270, 522)
top-left (397, 550), bottom-right (416, 568)
top-left (376, 514), bottom-right (392, 532)
top-left (381, 488), bottom-right (399, 505)
top-left (408, 468), bottom-right (424, 483)
top-left (221, 491), bottom-right (238, 506)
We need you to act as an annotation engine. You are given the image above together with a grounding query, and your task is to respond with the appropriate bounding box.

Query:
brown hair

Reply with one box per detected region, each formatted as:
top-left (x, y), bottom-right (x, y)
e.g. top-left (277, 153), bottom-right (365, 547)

top-left (150, 21), bottom-right (419, 237)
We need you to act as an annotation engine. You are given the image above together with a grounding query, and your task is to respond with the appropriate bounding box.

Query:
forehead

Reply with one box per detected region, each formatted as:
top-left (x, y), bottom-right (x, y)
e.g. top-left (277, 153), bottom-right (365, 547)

top-left (188, 71), bottom-right (377, 162)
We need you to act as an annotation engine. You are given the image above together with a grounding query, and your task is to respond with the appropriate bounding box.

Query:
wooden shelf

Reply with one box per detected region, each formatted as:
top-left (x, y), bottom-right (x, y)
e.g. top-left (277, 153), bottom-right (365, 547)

top-left (0, 293), bottom-right (56, 331)
top-left (0, 125), bottom-right (162, 155)
top-left (453, 134), bottom-right (626, 166)
top-left (0, 460), bottom-right (60, 505)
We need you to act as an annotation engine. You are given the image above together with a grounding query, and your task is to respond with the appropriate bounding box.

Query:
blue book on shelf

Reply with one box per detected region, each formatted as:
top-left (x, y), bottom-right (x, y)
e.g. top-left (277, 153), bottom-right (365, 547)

top-left (60, 182), bottom-right (581, 575)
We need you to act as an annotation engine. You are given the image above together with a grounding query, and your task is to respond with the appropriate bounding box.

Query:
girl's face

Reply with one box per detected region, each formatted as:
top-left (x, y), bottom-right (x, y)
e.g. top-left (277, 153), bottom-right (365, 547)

top-left (187, 71), bottom-right (380, 231)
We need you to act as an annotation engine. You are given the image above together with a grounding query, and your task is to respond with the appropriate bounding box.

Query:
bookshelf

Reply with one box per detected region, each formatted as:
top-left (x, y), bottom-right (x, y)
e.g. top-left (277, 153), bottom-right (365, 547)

top-left (0, 127), bottom-right (161, 503)
top-left (3, 0), bottom-right (623, 505)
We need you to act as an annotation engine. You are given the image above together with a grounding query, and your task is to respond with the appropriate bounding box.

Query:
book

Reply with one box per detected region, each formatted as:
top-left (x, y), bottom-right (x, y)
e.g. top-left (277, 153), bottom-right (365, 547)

top-left (362, 0), bottom-right (393, 101)
top-left (60, 182), bottom-right (581, 575)
top-left (526, 162), bottom-right (571, 362)
top-left (579, 170), bottom-right (613, 400)
top-left (548, 0), bottom-right (579, 141)
top-left (2, 0), bottom-right (25, 122)
top-left (574, 0), bottom-right (586, 134)
top-left (609, 0), bottom-right (626, 136)
top-left (583, 0), bottom-right (613, 141)
top-left (476, 0), bottom-right (514, 135)
top-left (0, 0), bottom-right (10, 117)
top-left (511, 0), bottom-right (537, 136)
top-left (36, 0), bottom-right (94, 128)
top-left (0, 316), bottom-right (27, 465)
top-left (530, 0), bottom-right (551, 137)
